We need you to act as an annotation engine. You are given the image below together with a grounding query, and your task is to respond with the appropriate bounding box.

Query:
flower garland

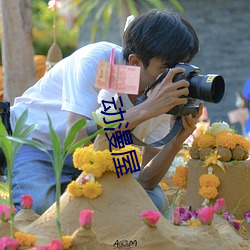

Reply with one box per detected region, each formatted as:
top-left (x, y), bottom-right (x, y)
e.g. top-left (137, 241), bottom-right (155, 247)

top-left (68, 145), bottom-right (142, 198)
top-left (172, 165), bottom-right (188, 189)
top-left (199, 167), bottom-right (220, 206)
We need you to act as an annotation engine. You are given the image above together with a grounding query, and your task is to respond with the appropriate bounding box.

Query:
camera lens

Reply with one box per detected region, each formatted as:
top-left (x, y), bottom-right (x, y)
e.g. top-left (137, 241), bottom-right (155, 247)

top-left (189, 74), bottom-right (225, 103)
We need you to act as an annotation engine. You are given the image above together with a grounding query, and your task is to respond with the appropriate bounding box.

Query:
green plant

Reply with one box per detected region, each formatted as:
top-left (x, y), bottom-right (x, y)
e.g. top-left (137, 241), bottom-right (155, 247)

top-left (32, 1), bottom-right (78, 57)
top-left (69, 0), bottom-right (184, 42)
top-left (0, 109), bottom-right (38, 238)
top-left (7, 112), bottom-right (118, 240)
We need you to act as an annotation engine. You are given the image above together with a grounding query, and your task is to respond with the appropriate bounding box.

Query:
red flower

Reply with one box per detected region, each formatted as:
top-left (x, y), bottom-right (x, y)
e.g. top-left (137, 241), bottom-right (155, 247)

top-left (139, 210), bottom-right (162, 227)
top-left (79, 210), bottom-right (94, 229)
top-left (197, 207), bottom-right (214, 225)
top-left (0, 236), bottom-right (19, 249)
top-left (20, 194), bottom-right (33, 209)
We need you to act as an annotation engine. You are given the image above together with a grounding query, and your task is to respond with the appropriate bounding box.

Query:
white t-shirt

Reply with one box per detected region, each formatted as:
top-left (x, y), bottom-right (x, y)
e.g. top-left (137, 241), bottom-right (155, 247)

top-left (10, 41), bottom-right (170, 149)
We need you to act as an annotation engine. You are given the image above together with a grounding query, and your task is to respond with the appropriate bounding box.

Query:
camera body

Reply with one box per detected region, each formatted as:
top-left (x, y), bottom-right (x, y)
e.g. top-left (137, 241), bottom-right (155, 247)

top-left (135, 63), bottom-right (225, 116)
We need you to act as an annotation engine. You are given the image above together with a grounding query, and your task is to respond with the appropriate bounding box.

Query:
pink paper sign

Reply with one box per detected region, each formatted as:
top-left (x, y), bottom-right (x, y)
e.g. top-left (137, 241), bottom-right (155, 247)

top-left (95, 60), bottom-right (140, 95)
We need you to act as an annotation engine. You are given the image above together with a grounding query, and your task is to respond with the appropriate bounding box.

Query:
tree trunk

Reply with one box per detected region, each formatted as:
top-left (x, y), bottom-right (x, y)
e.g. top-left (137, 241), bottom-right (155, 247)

top-left (1, 0), bottom-right (35, 104)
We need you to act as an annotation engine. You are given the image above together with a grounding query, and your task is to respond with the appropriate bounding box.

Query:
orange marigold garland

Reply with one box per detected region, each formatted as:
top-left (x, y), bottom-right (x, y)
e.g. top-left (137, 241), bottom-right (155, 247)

top-left (172, 165), bottom-right (188, 189)
top-left (199, 167), bottom-right (220, 206)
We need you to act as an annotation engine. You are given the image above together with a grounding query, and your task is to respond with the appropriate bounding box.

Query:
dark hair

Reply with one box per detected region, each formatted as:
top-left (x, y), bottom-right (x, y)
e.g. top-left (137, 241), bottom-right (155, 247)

top-left (122, 9), bottom-right (199, 68)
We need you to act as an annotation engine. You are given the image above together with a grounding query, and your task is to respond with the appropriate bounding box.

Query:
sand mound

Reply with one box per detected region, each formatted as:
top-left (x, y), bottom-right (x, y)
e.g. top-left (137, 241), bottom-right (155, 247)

top-left (12, 171), bottom-right (250, 250)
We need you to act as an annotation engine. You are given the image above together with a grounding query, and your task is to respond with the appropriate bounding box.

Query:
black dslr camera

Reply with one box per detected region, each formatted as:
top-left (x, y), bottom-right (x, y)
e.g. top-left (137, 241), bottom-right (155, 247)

top-left (134, 63), bottom-right (225, 116)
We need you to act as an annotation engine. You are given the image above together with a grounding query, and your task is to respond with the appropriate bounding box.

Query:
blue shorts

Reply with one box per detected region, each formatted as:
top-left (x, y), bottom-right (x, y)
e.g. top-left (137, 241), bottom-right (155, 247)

top-left (132, 172), bottom-right (169, 215)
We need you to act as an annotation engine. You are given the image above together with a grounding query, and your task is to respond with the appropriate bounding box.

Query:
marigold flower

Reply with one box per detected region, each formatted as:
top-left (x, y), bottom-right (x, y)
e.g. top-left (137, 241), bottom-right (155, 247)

top-left (172, 166), bottom-right (188, 189)
top-left (199, 174), bottom-right (220, 188)
top-left (82, 180), bottom-right (102, 199)
top-left (199, 186), bottom-right (218, 200)
top-left (140, 210), bottom-right (162, 227)
top-left (160, 182), bottom-right (168, 191)
top-left (82, 163), bottom-right (104, 179)
top-left (62, 236), bottom-right (73, 249)
top-left (73, 146), bottom-right (94, 169)
top-left (233, 134), bottom-right (250, 151)
top-left (213, 197), bottom-right (225, 215)
top-left (14, 231), bottom-right (36, 247)
top-left (79, 210), bottom-right (94, 229)
top-left (197, 134), bottom-right (215, 149)
top-left (0, 236), bottom-right (19, 249)
top-left (20, 194), bottom-right (33, 209)
top-left (67, 181), bottom-right (84, 197)
top-left (197, 207), bottom-right (214, 225)
top-left (215, 131), bottom-right (237, 149)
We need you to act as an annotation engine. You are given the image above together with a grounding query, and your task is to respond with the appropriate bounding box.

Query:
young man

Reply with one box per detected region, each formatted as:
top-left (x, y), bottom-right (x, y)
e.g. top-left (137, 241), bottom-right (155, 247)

top-left (8, 9), bottom-right (202, 215)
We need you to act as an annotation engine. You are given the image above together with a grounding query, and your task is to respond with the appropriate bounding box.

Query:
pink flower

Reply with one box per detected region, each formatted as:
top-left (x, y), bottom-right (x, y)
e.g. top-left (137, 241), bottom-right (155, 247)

top-left (0, 236), bottom-right (19, 250)
top-left (20, 194), bottom-right (33, 209)
top-left (47, 239), bottom-right (64, 250)
top-left (48, 0), bottom-right (61, 11)
top-left (213, 197), bottom-right (225, 215)
top-left (81, 177), bottom-right (88, 185)
top-left (0, 205), bottom-right (16, 221)
top-left (139, 210), bottom-right (162, 227)
top-left (197, 207), bottom-right (214, 225)
top-left (79, 210), bottom-right (94, 229)
top-left (171, 208), bottom-right (182, 225)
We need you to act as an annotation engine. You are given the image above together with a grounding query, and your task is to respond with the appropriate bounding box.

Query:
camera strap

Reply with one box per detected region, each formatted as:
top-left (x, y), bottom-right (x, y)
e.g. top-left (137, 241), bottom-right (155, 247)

top-left (131, 116), bottom-right (183, 147)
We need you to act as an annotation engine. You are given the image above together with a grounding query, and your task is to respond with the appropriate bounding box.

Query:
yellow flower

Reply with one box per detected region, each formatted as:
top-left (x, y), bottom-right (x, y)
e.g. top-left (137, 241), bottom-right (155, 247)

top-left (199, 174), bottom-right (220, 188)
top-left (172, 166), bottom-right (188, 189)
top-left (199, 186), bottom-right (218, 199)
top-left (233, 134), bottom-right (250, 151)
top-left (160, 182), bottom-right (168, 191)
top-left (83, 163), bottom-right (104, 179)
top-left (185, 218), bottom-right (201, 227)
top-left (93, 150), bottom-right (112, 172)
top-left (73, 146), bottom-right (94, 170)
top-left (197, 134), bottom-right (215, 149)
top-left (82, 180), bottom-right (102, 199)
top-left (67, 181), bottom-right (84, 197)
top-left (215, 131), bottom-right (237, 149)
top-left (62, 235), bottom-right (73, 249)
top-left (14, 231), bottom-right (36, 247)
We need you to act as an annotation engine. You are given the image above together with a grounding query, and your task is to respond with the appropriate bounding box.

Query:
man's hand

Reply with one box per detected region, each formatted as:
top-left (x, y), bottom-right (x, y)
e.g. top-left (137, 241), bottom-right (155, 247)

top-left (141, 67), bottom-right (190, 119)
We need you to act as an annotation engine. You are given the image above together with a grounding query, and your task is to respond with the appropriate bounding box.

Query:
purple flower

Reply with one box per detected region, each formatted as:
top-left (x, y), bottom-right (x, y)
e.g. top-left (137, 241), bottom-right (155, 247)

top-left (192, 210), bottom-right (198, 218)
top-left (231, 220), bottom-right (241, 230)
top-left (245, 210), bottom-right (250, 223)
top-left (223, 211), bottom-right (234, 221)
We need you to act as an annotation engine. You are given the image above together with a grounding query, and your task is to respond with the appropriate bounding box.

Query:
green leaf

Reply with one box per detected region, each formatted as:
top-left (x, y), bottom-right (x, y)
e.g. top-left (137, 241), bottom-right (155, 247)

top-left (11, 124), bottom-right (38, 154)
top-left (63, 118), bottom-right (86, 151)
top-left (12, 109), bottom-right (28, 137)
top-left (165, 188), bottom-right (180, 220)
top-left (6, 136), bottom-right (52, 161)
top-left (47, 114), bottom-right (63, 174)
